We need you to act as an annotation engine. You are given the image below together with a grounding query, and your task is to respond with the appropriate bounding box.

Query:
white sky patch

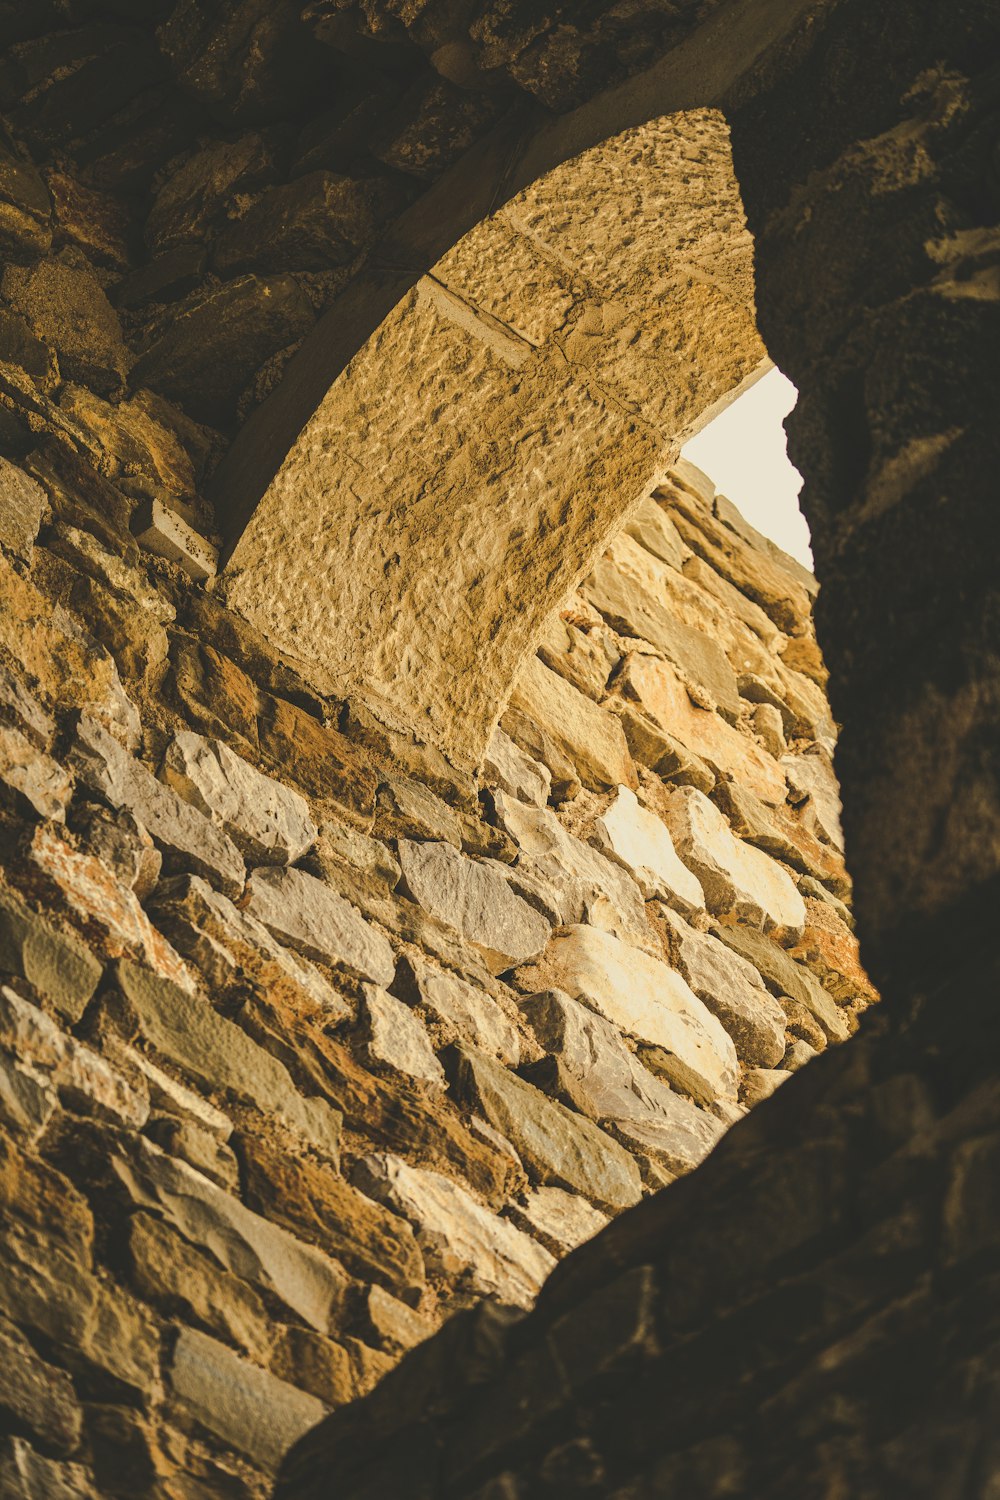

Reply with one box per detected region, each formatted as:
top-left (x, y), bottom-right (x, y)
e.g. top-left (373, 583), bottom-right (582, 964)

top-left (681, 366), bottom-right (813, 569)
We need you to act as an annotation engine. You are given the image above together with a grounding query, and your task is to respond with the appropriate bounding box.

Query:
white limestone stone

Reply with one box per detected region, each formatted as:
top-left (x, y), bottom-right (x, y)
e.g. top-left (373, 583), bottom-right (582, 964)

top-left (494, 794), bottom-right (649, 948)
top-left (541, 925), bottom-right (738, 1101)
top-left (353, 1152), bottom-right (555, 1309)
top-left (132, 497), bottom-right (218, 582)
top-left (481, 726), bottom-right (552, 808)
top-left (163, 731), bottom-right (318, 865)
top-left (663, 785), bottom-right (806, 937)
top-left (592, 785), bottom-right (705, 915)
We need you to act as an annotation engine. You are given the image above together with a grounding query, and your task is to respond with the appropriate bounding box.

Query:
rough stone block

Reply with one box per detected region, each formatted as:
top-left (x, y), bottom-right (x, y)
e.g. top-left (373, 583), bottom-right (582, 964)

top-left (353, 1151), bottom-right (554, 1309)
top-left (661, 908), bottom-right (787, 1068)
top-left (397, 839), bottom-right (549, 973)
top-left (0, 722), bottom-right (72, 820)
top-left (0, 456), bottom-right (44, 559)
top-left (170, 1326), bottom-right (328, 1473)
top-left (0, 1436), bottom-right (95, 1499)
top-left (245, 865), bottom-right (395, 987)
top-left (114, 1136), bottom-right (350, 1333)
top-left (0, 885), bottom-right (102, 1021)
top-left (509, 654), bottom-right (636, 793)
top-left (508, 1186), bottom-right (609, 1257)
top-left (482, 727), bottom-right (552, 807)
top-left (163, 730), bottom-right (317, 865)
top-left (711, 922), bottom-right (850, 1043)
top-left (395, 954), bottom-right (521, 1066)
top-left (0, 1313), bottom-right (83, 1454)
top-left (536, 925), bottom-right (738, 1102)
top-left (70, 715), bottom-right (246, 898)
top-left (116, 958), bottom-right (343, 1159)
top-left (663, 785), bottom-right (806, 937)
top-left (360, 984), bottom-right (446, 1090)
top-left (445, 1043), bottom-right (643, 1212)
top-left (592, 785), bottom-right (705, 915)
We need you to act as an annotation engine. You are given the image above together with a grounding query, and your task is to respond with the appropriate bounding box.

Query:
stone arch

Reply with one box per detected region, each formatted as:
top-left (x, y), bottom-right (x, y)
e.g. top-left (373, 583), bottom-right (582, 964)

top-left (216, 104), bottom-right (768, 763)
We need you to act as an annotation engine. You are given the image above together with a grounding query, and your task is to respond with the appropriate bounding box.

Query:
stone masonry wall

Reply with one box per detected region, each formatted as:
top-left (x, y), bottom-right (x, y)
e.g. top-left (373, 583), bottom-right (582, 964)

top-left (0, 315), bottom-right (869, 1498)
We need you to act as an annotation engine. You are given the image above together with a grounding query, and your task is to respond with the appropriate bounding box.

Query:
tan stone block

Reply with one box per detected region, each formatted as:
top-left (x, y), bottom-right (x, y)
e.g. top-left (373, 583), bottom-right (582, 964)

top-left (509, 654), bottom-right (636, 792)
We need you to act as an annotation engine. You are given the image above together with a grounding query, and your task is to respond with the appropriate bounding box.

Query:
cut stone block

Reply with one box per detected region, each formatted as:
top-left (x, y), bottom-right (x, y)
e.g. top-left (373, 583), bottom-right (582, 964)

top-left (132, 496), bottom-right (218, 580)
top-left (663, 785), bottom-right (806, 937)
top-left (354, 1152), bottom-right (554, 1309)
top-left (163, 731), bottom-right (318, 864)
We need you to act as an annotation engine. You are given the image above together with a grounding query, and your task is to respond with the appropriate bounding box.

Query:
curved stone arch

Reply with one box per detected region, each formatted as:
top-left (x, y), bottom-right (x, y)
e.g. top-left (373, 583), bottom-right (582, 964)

top-left (218, 103), bottom-right (768, 762)
top-left (210, 0), bottom-right (822, 764)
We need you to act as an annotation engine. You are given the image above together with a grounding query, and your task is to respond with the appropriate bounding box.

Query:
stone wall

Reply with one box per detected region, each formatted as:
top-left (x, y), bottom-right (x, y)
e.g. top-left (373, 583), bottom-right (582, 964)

top-left (0, 281), bottom-right (865, 1496)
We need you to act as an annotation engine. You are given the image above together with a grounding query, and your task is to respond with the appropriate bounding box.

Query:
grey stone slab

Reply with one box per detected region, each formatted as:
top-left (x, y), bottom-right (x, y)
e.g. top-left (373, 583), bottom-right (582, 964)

top-left (70, 715), bottom-right (245, 898)
top-left (245, 864), bottom-right (395, 987)
top-left (170, 1326), bottom-right (327, 1472)
top-left (114, 1137), bottom-right (350, 1333)
top-left (353, 1151), bottom-right (554, 1310)
top-left (445, 1042), bottom-right (643, 1212)
top-left (163, 731), bottom-right (318, 865)
top-left (397, 839), bottom-right (550, 973)
top-left (0, 886), bottom-right (103, 1021)
top-left (661, 908), bottom-right (787, 1068)
top-left (397, 956), bottom-right (521, 1065)
top-left (116, 958), bottom-right (343, 1159)
top-left (711, 922), bottom-right (850, 1043)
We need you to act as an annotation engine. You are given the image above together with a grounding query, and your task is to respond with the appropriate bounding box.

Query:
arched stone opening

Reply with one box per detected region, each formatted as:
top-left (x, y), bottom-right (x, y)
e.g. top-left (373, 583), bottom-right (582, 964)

top-left (216, 108), bottom-right (766, 764)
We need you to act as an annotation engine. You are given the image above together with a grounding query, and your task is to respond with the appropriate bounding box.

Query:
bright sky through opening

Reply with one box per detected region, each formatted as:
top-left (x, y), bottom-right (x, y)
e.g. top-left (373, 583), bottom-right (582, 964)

top-left (682, 367), bottom-right (813, 569)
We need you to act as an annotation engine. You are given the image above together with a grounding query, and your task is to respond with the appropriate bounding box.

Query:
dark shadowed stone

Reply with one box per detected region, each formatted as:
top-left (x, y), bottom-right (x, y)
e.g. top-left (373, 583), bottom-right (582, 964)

top-left (170, 1326), bottom-right (328, 1472)
top-left (116, 959), bottom-right (343, 1159)
top-left (0, 457), bottom-right (44, 559)
top-left (0, 131), bottom-right (52, 261)
top-left (398, 840), bottom-right (550, 973)
top-left (445, 1043), bottom-right (642, 1211)
top-left (129, 275), bottom-right (315, 425)
top-left (1, 258), bottom-right (129, 394)
top-left (214, 171), bottom-right (393, 274)
top-left (0, 886), bottom-right (103, 1021)
top-left (0, 1437), bottom-right (95, 1499)
top-left (0, 1314), bottom-right (82, 1454)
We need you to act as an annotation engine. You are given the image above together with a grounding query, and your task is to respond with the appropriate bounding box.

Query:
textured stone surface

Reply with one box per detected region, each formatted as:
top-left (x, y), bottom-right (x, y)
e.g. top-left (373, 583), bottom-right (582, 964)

top-left (360, 985), bottom-right (445, 1090)
top-left (0, 886), bottom-right (102, 1021)
top-left (592, 785), bottom-right (705, 915)
top-left (664, 785), bottom-right (806, 937)
top-left (0, 456), bottom-right (44, 559)
top-left (171, 1326), bottom-right (328, 1472)
top-left (116, 959), bottom-right (343, 1159)
top-left (131, 497), bottom-right (218, 581)
top-left (661, 908), bottom-right (787, 1068)
top-left (396, 956), bottom-right (520, 1066)
top-left (494, 794), bottom-right (648, 944)
top-left (114, 1137), bottom-right (350, 1332)
top-left (482, 727), bottom-right (551, 808)
top-left (163, 731), bottom-right (318, 865)
top-left (70, 715), bottom-right (245, 898)
top-left (508, 655), bottom-right (637, 793)
top-left (711, 922), bottom-right (850, 1044)
top-left (537, 925), bottom-right (738, 1102)
top-left (509, 1187), bottom-right (609, 1257)
top-left (447, 1043), bottom-right (643, 1211)
top-left (245, 865), bottom-right (395, 987)
top-left (353, 1152), bottom-right (554, 1309)
top-left (397, 839), bottom-right (550, 973)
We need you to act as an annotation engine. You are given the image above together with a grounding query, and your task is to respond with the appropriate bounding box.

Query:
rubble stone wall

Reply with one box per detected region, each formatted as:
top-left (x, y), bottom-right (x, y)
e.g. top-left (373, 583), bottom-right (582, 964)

top-left (0, 296), bottom-right (863, 1492)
